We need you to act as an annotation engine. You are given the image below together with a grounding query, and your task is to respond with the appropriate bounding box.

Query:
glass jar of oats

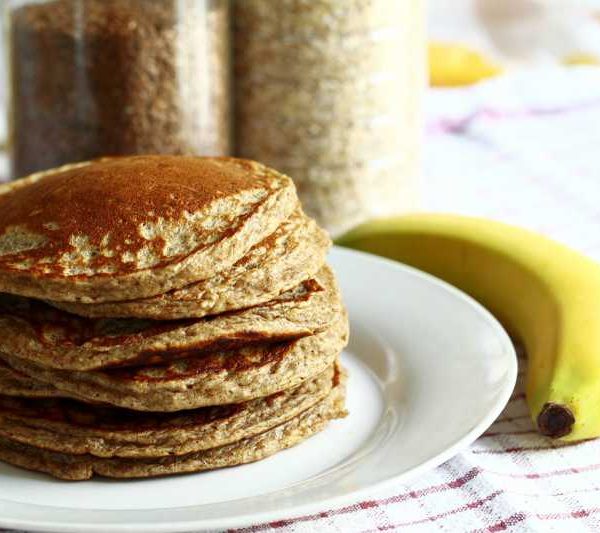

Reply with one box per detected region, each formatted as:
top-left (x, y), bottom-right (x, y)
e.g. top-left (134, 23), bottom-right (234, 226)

top-left (234, 0), bottom-right (426, 236)
top-left (6, 0), bottom-right (231, 179)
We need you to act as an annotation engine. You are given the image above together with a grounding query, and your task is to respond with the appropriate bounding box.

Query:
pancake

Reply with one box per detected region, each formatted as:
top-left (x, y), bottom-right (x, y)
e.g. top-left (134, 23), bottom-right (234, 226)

top-left (0, 360), bottom-right (67, 399)
top-left (0, 373), bottom-right (347, 480)
top-left (0, 312), bottom-right (349, 411)
top-left (0, 265), bottom-right (341, 371)
top-left (0, 364), bottom-right (337, 458)
top-left (50, 208), bottom-right (331, 319)
top-left (0, 156), bottom-right (297, 303)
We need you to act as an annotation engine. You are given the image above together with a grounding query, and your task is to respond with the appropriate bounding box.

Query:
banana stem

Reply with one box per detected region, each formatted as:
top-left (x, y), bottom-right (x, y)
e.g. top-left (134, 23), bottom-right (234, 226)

top-left (537, 403), bottom-right (575, 438)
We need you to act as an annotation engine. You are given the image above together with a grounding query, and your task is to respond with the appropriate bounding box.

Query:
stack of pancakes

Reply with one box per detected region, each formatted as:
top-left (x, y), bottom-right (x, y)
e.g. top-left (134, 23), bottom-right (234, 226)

top-left (0, 156), bottom-right (348, 480)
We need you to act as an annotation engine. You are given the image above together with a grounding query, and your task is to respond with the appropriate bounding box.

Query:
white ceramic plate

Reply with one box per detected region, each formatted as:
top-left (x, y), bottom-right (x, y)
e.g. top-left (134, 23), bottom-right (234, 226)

top-left (0, 247), bottom-right (517, 532)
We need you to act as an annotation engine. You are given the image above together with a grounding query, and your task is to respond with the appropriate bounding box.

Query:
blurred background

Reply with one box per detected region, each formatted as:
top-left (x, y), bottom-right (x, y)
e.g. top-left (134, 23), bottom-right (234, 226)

top-left (424, 0), bottom-right (600, 256)
top-left (430, 0), bottom-right (600, 72)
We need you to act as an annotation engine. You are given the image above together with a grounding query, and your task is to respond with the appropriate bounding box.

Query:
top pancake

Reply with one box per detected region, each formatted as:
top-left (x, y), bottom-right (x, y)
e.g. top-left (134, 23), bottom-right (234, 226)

top-left (0, 156), bottom-right (297, 303)
top-left (49, 208), bottom-right (330, 320)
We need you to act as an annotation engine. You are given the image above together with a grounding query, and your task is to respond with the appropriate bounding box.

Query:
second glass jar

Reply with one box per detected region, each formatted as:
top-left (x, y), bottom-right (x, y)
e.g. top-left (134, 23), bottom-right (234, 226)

top-left (234, 0), bottom-right (426, 236)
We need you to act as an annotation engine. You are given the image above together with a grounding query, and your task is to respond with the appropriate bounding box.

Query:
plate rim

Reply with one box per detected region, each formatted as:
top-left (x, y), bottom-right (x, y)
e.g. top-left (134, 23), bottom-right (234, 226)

top-left (0, 246), bottom-right (518, 532)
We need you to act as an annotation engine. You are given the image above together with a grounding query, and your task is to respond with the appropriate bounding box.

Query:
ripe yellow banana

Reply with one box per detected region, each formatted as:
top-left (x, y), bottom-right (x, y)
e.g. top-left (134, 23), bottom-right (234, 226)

top-left (336, 214), bottom-right (600, 441)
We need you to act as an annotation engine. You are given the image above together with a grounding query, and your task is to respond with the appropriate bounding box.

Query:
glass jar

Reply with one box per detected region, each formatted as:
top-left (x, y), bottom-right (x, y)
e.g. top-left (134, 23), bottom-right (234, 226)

top-left (6, 0), bottom-right (231, 179)
top-left (234, 0), bottom-right (426, 236)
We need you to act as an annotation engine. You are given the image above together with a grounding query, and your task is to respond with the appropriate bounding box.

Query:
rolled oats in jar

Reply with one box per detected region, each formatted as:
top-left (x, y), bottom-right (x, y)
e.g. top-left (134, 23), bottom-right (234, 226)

top-left (234, 0), bottom-right (426, 236)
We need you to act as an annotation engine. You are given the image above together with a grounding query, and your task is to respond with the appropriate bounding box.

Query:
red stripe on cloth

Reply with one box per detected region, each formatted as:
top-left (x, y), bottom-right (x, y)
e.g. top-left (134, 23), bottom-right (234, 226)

top-left (473, 446), bottom-right (557, 454)
top-left (427, 99), bottom-right (600, 135)
top-left (358, 491), bottom-right (503, 532)
top-left (481, 429), bottom-right (538, 438)
top-left (536, 508), bottom-right (600, 520)
top-left (230, 468), bottom-right (482, 532)
top-left (470, 513), bottom-right (527, 532)
top-left (473, 440), bottom-right (585, 454)
top-left (468, 507), bottom-right (600, 532)
top-left (508, 486), bottom-right (600, 498)
top-left (485, 461), bottom-right (600, 479)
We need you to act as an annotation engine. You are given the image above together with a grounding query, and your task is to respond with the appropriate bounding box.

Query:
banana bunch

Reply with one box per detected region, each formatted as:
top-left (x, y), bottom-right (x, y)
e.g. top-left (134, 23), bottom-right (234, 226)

top-left (337, 214), bottom-right (600, 441)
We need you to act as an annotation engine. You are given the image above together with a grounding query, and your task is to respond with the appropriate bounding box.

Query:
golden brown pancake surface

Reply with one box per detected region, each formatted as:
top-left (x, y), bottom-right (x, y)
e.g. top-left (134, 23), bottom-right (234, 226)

top-left (0, 156), bottom-right (297, 302)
